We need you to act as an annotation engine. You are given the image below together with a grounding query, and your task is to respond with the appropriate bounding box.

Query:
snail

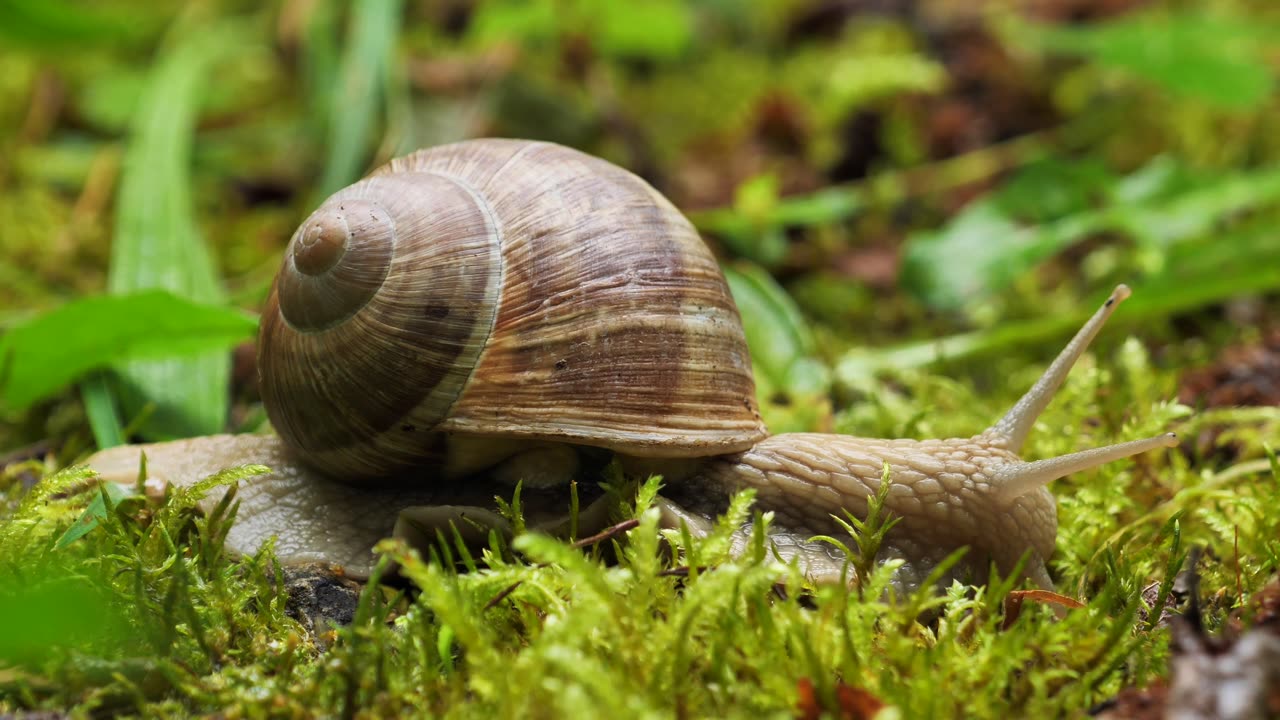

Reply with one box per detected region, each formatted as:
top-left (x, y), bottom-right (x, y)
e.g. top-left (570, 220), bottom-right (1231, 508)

top-left (85, 139), bottom-right (1177, 594)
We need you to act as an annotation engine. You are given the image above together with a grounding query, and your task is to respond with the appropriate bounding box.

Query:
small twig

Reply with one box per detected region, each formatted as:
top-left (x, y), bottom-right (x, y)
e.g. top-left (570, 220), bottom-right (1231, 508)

top-left (658, 566), bottom-right (710, 577)
top-left (771, 582), bottom-right (790, 601)
top-left (659, 565), bottom-right (793, 599)
top-left (1234, 526), bottom-right (1243, 605)
top-left (569, 519), bottom-right (639, 549)
top-left (483, 581), bottom-right (523, 611)
top-left (55, 146), bottom-right (121, 255)
top-left (482, 519), bottom-right (642, 609)
top-left (1184, 547), bottom-right (1203, 634)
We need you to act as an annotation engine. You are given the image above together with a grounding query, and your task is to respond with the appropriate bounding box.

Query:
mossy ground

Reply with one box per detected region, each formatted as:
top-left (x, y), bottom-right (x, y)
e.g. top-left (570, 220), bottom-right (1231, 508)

top-left (2, 344), bottom-right (1275, 719)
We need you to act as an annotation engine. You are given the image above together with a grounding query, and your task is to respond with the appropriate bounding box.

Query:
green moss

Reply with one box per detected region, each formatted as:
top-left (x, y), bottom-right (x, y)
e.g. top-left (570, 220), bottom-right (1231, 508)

top-left (1, 342), bottom-right (1274, 718)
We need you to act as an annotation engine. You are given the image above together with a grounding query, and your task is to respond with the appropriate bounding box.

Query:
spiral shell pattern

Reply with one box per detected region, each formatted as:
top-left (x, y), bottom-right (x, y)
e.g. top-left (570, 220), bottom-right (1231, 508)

top-left (259, 139), bottom-right (765, 480)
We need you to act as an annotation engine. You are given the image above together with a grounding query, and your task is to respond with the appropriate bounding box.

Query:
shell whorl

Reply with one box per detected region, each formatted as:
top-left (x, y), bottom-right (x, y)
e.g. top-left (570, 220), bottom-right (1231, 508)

top-left (259, 139), bottom-right (766, 482)
top-left (259, 172), bottom-right (502, 478)
top-left (276, 197), bottom-right (395, 331)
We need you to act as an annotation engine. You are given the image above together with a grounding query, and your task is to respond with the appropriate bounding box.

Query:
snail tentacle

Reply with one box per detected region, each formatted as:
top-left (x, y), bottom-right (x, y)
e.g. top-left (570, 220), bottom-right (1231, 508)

top-left (989, 432), bottom-right (1178, 506)
top-left (674, 283), bottom-right (1174, 591)
top-left (990, 284), bottom-right (1131, 451)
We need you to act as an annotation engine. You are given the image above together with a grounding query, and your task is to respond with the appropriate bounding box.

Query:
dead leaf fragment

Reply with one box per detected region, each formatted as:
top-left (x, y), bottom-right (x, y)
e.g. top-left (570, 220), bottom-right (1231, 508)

top-left (1003, 588), bottom-right (1086, 628)
top-left (1179, 328), bottom-right (1280, 409)
top-left (795, 677), bottom-right (886, 720)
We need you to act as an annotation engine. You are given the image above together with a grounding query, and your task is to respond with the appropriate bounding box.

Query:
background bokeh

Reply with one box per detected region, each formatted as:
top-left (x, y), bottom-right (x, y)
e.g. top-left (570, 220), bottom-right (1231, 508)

top-left (2, 0), bottom-right (1278, 452)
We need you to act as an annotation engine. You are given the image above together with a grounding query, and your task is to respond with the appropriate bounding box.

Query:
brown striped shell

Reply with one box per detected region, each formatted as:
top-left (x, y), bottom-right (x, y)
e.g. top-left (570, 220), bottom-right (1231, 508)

top-left (258, 139), bottom-right (767, 480)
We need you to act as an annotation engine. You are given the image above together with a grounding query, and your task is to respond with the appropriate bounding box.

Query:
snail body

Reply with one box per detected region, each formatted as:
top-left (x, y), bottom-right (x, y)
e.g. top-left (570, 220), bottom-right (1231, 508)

top-left (86, 139), bottom-right (1176, 592)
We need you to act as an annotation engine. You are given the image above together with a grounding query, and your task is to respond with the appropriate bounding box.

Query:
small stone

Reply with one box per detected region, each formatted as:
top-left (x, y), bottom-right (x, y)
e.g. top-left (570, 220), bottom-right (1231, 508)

top-left (284, 564), bottom-right (363, 649)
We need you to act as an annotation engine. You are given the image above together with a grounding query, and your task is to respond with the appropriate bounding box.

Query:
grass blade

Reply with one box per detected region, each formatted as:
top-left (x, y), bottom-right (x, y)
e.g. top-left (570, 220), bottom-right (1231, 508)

top-left (80, 372), bottom-right (124, 450)
top-left (0, 290), bottom-right (257, 413)
top-left (109, 26), bottom-right (239, 440)
top-left (837, 221), bottom-right (1280, 383)
top-left (902, 165), bottom-right (1280, 310)
top-left (0, 0), bottom-right (153, 48)
top-left (317, 0), bottom-right (404, 197)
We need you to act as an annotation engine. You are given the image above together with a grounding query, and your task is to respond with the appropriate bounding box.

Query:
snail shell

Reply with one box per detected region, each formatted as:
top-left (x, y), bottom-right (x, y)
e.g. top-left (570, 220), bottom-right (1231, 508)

top-left (258, 139), bottom-right (767, 479)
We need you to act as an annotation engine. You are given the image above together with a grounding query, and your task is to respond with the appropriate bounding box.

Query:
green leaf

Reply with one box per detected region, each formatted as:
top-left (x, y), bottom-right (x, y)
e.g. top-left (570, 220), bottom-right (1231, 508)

top-left (768, 186), bottom-right (864, 227)
top-left (1124, 167), bottom-right (1280, 249)
top-left (80, 372), bottom-right (125, 450)
top-left (594, 0), bottom-right (692, 61)
top-left (902, 164), bottom-right (1280, 310)
top-left (468, 0), bottom-right (557, 46)
top-left (54, 481), bottom-right (132, 550)
top-left (822, 53), bottom-right (945, 111)
top-left (842, 217), bottom-right (1280, 382)
top-left (693, 180), bottom-right (864, 267)
top-left (735, 173), bottom-right (780, 223)
top-left (75, 65), bottom-right (149, 133)
top-left (0, 291), bottom-right (258, 413)
top-left (901, 199), bottom-right (1024, 311)
top-left (723, 263), bottom-right (831, 406)
top-left (0, 0), bottom-right (154, 48)
top-left (317, 0), bottom-right (405, 197)
top-left (109, 25), bottom-right (241, 439)
top-left (0, 575), bottom-right (131, 665)
top-left (992, 157), bottom-right (1117, 223)
top-left (469, 0), bottom-right (692, 60)
top-left (723, 264), bottom-right (814, 387)
top-left (1030, 13), bottom-right (1277, 110)
top-left (301, 0), bottom-right (340, 147)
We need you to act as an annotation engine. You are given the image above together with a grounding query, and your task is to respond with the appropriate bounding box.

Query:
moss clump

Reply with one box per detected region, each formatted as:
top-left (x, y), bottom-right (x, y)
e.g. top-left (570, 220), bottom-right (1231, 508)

top-left (2, 345), bottom-right (1275, 718)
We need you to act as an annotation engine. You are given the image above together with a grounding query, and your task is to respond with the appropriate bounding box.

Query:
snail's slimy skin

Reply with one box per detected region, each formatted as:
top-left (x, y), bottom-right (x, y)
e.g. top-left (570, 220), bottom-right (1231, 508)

top-left (670, 433), bottom-right (1055, 594)
top-left (83, 284), bottom-right (1178, 592)
top-left (83, 426), bottom-right (1173, 592)
top-left (667, 428), bottom-right (1175, 593)
top-left (83, 431), bottom-right (1038, 589)
top-left (85, 434), bottom-right (616, 576)
top-left (88, 434), bottom-right (456, 574)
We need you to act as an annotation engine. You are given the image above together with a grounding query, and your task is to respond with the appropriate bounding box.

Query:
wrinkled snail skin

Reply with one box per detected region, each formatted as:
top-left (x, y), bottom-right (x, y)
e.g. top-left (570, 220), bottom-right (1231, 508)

top-left (83, 139), bottom-right (1178, 591)
top-left (86, 434), bottom-right (422, 573)
top-left (671, 283), bottom-right (1179, 592)
top-left (83, 433), bottom-right (617, 574)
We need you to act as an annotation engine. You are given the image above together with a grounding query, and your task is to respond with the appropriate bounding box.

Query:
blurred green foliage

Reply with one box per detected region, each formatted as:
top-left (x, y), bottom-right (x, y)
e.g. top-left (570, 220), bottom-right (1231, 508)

top-left (902, 160), bottom-right (1280, 311)
top-left (0, 291), bottom-right (255, 413)
top-left (2, 0), bottom-right (1276, 439)
top-left (1028, 12), bottom-right (1277, 110)
top-left (107, 22), bottom-right (243, 442)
